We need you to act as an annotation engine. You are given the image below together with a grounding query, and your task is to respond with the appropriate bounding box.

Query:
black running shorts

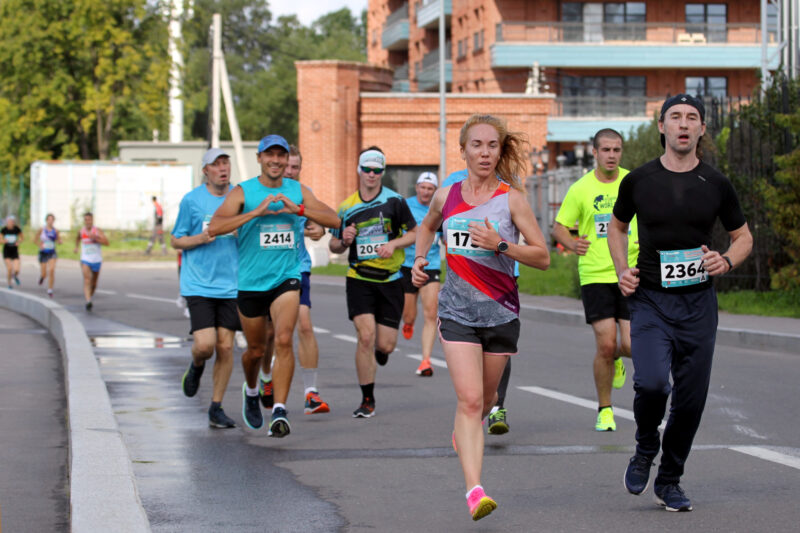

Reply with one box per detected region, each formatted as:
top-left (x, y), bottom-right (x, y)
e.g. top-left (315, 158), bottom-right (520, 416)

top-left (345, 277), bottom-right (403, 329)
top-left (437, 317), bottom-right (520, 356)
top-left (580, 283), bottom-right (630, 324)
top-left (399, 265), bottom-right (441, 294)
top-left (237, 278), bottom-right (301, 319)
top-left (185, 296), bottom-right (241, 333)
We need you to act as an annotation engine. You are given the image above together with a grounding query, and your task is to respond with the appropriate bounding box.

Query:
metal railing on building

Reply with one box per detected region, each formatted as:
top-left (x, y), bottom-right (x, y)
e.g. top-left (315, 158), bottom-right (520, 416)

top-left (550, 96), bottom-right (663, 117)
top-left (496, 22), bottom-right (771, 45)
top-left (385, 2), bottom-right (409, 26)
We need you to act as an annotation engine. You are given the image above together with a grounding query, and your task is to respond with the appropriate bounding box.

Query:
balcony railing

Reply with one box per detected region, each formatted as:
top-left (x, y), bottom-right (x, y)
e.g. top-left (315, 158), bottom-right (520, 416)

top-left (392, 62), bottom-right (409, 80)
top-left (416, 0), bottom-right (452, 29)
top-left (386, 2), bottom-right (409, 26)
top-left (550, 96), bottom-right (660, 118)
top-left (421, 44), bottom-right (452, 70)
top-left (496, 22), bottom-right (771, 45)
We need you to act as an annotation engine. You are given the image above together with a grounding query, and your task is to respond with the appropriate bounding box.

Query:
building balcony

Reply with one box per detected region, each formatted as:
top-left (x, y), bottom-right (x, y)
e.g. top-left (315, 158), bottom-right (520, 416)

top-left (546, 96), bottom-right (660, 142)
top-left (493, 21), bottom-right (780, 69)
top-left (416, 46), bottom-right (452, 91)
top-left (392, 63), bottom-right (410, 92)
top-left (382, 3), bottom-right (409, 51)
top-left (416, 0), bottom-right (452, 30)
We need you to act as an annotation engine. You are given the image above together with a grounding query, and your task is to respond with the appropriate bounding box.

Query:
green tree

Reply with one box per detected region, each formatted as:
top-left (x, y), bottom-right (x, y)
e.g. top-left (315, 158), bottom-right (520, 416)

top-left (619, 114), bottom-right (662, 170)
top-left (0, 0), bottom-right (170, 174)
top-left (181, 2), bottom-right (366, 143)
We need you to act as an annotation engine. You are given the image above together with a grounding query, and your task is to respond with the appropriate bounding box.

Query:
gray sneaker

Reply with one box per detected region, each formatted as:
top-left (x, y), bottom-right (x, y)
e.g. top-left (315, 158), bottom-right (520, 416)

top-left (208, 404), bottom-right (236, 429)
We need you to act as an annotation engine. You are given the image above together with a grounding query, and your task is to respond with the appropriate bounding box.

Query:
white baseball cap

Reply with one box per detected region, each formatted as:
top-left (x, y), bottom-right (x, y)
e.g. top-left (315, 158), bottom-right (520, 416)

top-left (416, 172), bottom-right (438, 187)
top-left (201, 147), bottom-right (231, 167)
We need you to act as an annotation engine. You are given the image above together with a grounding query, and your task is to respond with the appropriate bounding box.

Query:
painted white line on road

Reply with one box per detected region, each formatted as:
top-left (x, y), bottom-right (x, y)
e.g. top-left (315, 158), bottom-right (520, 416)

top-left (333, 334), bottom-right (358, 343)
top-left (729, 446), bottom-right (800, 471)
top-left (125, 293), bottom-right (178, 304)
top-left (405, 353), bottom-right (448, 369)
top-left (733, 425), bottom-right (769, 440)
top-left (95, 289), bottom-right (117, 295)
top-left (313, 327), bottom-right (330, 334)
top-left (517, 385), bottom-right (666, 430)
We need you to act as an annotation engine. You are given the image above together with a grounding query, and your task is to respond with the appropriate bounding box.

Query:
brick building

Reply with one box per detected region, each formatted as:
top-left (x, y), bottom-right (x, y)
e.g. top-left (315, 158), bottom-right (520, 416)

top-left (297, 1), bottom-right (780, 208)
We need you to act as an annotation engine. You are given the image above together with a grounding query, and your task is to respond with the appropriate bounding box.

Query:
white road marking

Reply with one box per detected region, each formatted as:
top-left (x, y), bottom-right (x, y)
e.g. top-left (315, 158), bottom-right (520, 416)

top-left (517, 385), bottom-right (666, 430)
top-left (733, 425), bottom-right (769, 440)
top-left (313, 327), bottom-right (330, 334)
top-left (333, 334), bottom-right (358, 343)
top-left (95, 289), bottom-right (117, 295)
top-left (729, 446), bottom-right (800, 471)
top-left (405, 353), bottom-right (448, 368)
top-left (126, 293), bottom-right (178, 304)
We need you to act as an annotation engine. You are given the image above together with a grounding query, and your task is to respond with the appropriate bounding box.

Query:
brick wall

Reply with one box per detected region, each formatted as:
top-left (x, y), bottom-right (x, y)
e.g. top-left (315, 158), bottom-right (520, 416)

top-left (297, 60), bottom-right (552, 209)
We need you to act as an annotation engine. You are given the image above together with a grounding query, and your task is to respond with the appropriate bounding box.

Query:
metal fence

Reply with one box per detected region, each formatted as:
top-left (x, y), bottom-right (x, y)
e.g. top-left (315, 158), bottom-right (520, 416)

top-left (702, 83), bottom-right (798, 291)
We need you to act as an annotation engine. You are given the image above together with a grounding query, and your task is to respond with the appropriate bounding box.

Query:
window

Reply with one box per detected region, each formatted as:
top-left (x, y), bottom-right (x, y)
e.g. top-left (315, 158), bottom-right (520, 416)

top-left (473, 30), bottom-right (484, 52)
top-left (767, 3), bottom-right (779, 43)
top-left (559, 75), bottom-right (647, 116)
top-left (686, 3), bottom-right (727, 43)
top-left (686, 76), bottom-right (727, 98)
top-left (457, 39), bottom-right (466, 59)
top-left (604, 3), bottom-right (646, 39)
top-left (562, 2), bottom-right (583, 41)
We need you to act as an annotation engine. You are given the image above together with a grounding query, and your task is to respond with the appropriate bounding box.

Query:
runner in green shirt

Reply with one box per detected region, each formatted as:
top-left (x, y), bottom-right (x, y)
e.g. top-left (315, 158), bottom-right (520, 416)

top-left (552, 128), bottom-right (639, 432)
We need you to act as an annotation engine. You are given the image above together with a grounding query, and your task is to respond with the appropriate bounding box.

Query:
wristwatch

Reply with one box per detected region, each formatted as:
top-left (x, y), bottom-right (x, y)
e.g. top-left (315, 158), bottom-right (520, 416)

top-left (496, 240), bottom-right (509, 254)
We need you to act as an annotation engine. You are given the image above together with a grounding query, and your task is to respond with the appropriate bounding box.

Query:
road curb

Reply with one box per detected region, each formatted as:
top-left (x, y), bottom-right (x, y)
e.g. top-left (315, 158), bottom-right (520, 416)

top-left (0, 289), bottom-right (150, 533)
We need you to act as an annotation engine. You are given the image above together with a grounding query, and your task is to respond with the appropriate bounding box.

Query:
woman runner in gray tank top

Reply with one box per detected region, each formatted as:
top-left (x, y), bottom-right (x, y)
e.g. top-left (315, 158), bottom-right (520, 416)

top-left (411, 114), bottom-right (550, 521)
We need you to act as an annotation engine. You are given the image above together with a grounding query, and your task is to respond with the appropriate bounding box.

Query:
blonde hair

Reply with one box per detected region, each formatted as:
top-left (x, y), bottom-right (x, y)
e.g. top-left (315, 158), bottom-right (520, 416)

top-left (458, 114), bottom-right (529, 192)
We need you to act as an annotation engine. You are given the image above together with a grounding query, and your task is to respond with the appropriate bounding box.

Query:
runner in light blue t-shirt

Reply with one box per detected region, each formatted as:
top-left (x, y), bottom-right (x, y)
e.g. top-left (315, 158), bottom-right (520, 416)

top-left (171, 148), bottom-right (240, 429)
top-left (400, 172), bottom-right (442, 377)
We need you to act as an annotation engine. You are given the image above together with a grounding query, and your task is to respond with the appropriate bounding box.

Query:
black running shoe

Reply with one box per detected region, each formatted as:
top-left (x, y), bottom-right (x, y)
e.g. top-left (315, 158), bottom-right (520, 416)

top-left (85, 301), bottom-right (93, 311)
top-left (208, 404), bottom-right (236, 428)
top-left (259, 376), bottom-right (274, 409)
top-left (352, 399), bottom-right (376, 418)
top-left (624, 454), bottom-right (653, 495)
top-left (242, 383), bottom-right (263, 430)
top-left (268, 407), bottom-right (291, 438)
top-left (181, 362), bottom-right (204, 398)
top-left (654, 483), bottom-right (693, 512)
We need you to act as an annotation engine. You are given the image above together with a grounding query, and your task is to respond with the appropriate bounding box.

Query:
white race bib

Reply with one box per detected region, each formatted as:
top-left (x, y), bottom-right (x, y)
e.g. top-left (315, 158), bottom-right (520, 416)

top-left (594, 213), bottom-right (610, 239)
top-left (4, 234), bottom-right (17, 244)
top-left (42, 240), bottom-right (55, 250)
top-left (81, 242), bottom-right (102, 262)
top-left (202, 215), bottom-right (234, 239)
top-left (259, 223), bottom-right (294, 250)
top-left (356, 234), bottom-right (389, 260)
top-left (446, 217), bottom-right (496, 257)
top-left (660, 247), bottom-right (707, 288)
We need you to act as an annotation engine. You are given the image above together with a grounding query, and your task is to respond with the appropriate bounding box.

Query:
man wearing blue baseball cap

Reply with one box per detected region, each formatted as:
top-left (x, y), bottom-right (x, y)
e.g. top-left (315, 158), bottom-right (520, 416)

top-left (608, 94), bottom-right (752, 512)
top-left (208, 134), bottom-right (340, 437)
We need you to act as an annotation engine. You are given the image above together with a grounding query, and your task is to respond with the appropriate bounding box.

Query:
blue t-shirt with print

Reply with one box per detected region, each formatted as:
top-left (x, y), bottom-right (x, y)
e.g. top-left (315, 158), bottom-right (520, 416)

top-left (402, 195), bottom-right (441, 270)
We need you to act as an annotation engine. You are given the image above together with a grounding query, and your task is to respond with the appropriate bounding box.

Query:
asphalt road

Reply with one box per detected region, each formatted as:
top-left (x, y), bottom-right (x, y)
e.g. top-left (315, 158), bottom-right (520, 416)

top-left (10, 257), bottom-right (800, 532)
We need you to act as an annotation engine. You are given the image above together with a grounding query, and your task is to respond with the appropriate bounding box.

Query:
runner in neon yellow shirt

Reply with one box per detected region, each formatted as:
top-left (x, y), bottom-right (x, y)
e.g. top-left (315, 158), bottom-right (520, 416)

top-left (553, 128), bottom-right (639, 432)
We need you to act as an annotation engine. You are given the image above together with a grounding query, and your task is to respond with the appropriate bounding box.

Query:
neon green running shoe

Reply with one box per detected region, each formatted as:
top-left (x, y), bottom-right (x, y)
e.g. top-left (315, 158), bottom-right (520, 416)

top-left (595, 407), bottom-right (616, 432)
top-left (613, 357), bottom-right (627, 389)
top-left (487, 408), bottom-right (509, 435)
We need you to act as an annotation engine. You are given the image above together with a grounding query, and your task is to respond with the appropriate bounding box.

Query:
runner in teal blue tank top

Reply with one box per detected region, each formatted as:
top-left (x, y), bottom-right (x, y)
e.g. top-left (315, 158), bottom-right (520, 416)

top-left (209, 135), bottom-right (340, 438)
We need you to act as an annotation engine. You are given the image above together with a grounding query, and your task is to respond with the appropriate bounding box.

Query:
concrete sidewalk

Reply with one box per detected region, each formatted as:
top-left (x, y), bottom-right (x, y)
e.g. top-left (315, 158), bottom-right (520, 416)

top-left (0, 278), bottom-right (797, 532)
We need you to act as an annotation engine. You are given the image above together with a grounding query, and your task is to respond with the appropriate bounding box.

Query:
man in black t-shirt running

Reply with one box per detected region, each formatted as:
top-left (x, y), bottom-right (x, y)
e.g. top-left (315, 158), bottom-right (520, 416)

top-left (608, 94), bottom-right (753, 513)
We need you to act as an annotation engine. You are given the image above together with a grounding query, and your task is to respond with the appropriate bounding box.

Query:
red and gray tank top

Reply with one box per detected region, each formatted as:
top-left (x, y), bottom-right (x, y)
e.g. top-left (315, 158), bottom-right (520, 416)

top-left (439, 180), bottom-right (520, 327)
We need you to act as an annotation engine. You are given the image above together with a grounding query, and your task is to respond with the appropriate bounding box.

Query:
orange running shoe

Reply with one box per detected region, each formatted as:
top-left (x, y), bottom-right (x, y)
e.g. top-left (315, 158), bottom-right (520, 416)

top-left (304, 390), bottom-right (330, 414)
top-left (415, 360), bottom-right (433, 377)
top-left (402, 323), bottom-right (414, 339)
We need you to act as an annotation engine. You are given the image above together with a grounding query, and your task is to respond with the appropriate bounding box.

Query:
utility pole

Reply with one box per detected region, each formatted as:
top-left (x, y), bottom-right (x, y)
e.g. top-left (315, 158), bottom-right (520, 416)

top-left (438, 1), bottom-right (447, 179)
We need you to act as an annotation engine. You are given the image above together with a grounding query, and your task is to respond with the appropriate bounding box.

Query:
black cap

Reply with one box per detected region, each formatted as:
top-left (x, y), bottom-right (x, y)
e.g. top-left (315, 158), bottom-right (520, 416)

top-left (659, 93), bottom-right (706, 147)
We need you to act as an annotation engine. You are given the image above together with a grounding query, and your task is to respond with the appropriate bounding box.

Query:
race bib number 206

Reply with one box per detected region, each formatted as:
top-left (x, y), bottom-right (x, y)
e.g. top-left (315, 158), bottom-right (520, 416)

top-left (356, 234), bottom-right (388, 260)
top-left (659, 248), bottom-right (707, 288)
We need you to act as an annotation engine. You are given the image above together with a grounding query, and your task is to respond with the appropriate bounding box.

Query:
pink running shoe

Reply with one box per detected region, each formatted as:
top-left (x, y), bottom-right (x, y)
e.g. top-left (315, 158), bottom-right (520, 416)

top-left (466, 486), bottom-right (497, 521)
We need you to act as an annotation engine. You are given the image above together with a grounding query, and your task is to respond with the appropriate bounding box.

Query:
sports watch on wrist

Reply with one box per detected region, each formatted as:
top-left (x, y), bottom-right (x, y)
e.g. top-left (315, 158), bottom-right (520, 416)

top-left (496, 240), bottom-right (509, 254)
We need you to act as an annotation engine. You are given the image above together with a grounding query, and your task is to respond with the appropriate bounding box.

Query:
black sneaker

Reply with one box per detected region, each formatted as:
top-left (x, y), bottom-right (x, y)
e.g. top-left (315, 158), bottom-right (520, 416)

top-left (85, 301), bottom-right (93, 311)
top-left (654, 483), bottom-right (693, 512)
top-left (241, 383), bottom-right (263, 430)
top-left (352, 399), bottom-right (376, 418)
top-left (624, 454), bottom-right (653, 495)
top-left (38, 276), bottom-right (45, 286)
top-left (268, 407), bottom-right (291, 438)
top-left (208, 404), bottom-right (236, 428)
top-left (181, 362), bottom-right (204, 397)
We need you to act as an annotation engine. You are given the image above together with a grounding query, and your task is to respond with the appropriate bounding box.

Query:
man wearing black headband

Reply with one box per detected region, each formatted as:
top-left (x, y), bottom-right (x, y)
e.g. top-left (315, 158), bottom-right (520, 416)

top-left (608, 93), bottom-right (752, 512)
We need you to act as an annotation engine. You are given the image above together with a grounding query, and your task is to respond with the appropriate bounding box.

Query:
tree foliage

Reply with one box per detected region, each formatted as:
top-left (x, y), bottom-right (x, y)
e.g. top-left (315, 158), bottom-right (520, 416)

top-left (181, 2), bottom-right (366, 144)
top-left (0, 0), bottom-right (170, 175)
top-left (619, 114), bottom-right (662, 171)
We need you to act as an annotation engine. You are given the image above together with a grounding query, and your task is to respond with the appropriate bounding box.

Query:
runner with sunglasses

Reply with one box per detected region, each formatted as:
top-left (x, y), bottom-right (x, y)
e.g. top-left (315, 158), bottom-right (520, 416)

top-left (329, 146), bottom-right (417, 418)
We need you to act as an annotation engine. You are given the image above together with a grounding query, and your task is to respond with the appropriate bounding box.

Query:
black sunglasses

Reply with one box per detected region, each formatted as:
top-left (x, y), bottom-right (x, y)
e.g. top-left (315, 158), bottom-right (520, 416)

top-left (360, 166), bottom-right (385, 175)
